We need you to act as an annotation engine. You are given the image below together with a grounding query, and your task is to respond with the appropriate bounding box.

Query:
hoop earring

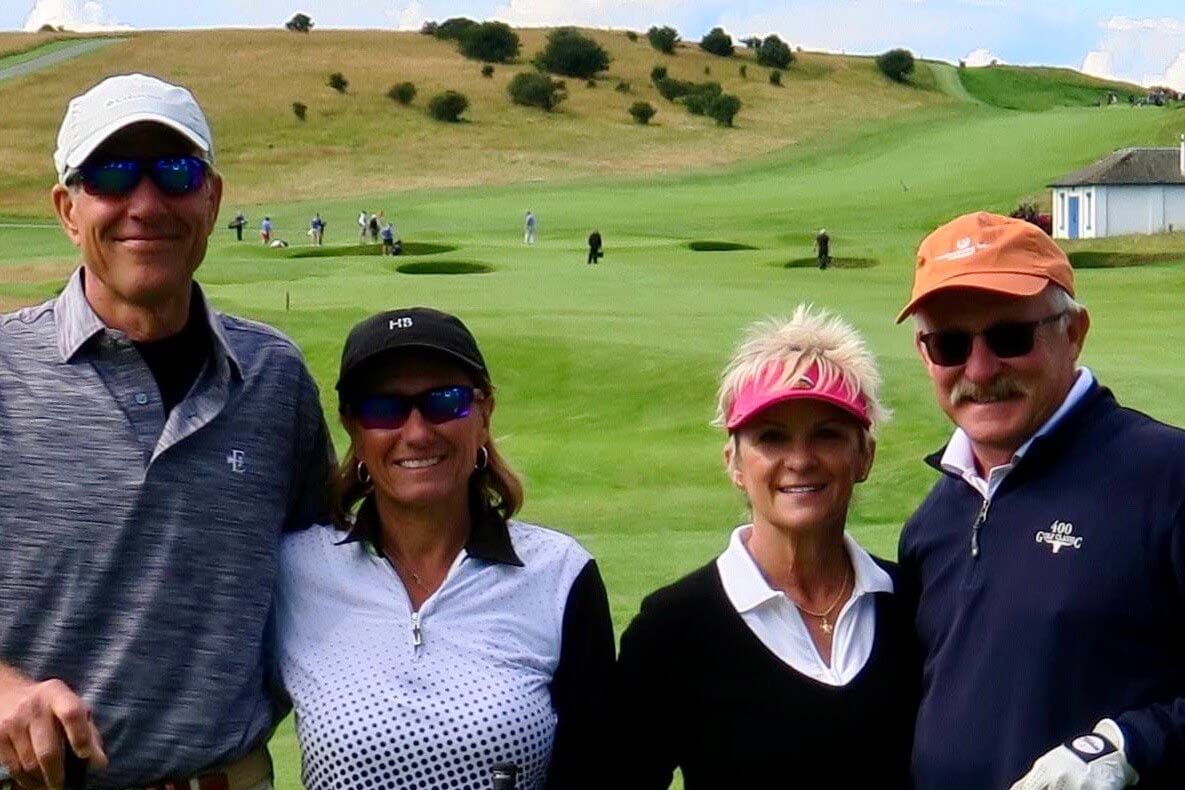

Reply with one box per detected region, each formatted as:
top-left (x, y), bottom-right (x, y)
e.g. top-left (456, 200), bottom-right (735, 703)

top-left (356, 460), bottom-right (372, 486)
top-left (475, 446), bottom-right (489, 471)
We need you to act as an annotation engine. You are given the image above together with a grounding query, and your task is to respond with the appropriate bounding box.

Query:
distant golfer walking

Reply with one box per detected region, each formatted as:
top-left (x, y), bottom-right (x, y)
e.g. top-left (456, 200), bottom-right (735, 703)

top-left (524, 210), bottom-right (537, 245)
top-left (587, 230), bottom-right (602, 264)
top-left (814, 228), bottom-right (830, 269)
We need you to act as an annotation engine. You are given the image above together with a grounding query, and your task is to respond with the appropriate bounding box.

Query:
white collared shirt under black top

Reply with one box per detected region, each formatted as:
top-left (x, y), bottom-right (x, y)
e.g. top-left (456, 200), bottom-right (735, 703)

top-left (273, 501), bottom-right (615, 790)
top-left (615, 530), bottom-right (917, 789)
top-left (717, 525), bottom-right (895, 685)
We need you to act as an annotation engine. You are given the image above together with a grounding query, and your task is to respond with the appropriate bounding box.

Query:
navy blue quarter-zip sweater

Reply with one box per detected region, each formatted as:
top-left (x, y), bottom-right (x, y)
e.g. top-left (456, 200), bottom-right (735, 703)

top-left (899, 384), bottom-right (1185, 790)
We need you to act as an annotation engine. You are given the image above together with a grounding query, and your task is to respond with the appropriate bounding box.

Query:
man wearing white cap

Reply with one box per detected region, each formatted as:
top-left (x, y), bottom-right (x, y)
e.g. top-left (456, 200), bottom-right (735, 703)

top-left (0, 74), bottom-right (332, 789)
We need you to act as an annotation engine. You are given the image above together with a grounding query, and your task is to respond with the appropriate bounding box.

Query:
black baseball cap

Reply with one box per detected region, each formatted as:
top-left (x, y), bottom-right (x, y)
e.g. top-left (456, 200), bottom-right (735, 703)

top-left (336, 307), bottom-right (489, 400)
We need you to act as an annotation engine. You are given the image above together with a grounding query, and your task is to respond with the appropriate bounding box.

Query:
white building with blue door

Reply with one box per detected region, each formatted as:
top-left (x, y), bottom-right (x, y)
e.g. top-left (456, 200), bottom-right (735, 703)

top-left (1049, 136), bottom-right (1185, 239)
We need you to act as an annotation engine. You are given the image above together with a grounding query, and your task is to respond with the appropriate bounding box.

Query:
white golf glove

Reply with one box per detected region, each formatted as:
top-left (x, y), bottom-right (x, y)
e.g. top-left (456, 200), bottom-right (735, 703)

top-left (1009, 719), bottom-right (1138, 790)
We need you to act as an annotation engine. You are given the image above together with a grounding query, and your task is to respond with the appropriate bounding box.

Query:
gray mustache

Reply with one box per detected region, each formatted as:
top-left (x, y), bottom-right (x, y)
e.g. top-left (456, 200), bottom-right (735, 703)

top-left (951, 378), bottom-right (1026, 405)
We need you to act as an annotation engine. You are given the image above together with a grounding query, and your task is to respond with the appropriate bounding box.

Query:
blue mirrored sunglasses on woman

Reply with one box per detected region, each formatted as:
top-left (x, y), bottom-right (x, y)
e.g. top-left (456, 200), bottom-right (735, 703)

top-left (351, 385), bottom-right (484, 430)
top-left (66, 155), bottom-right (210, 198)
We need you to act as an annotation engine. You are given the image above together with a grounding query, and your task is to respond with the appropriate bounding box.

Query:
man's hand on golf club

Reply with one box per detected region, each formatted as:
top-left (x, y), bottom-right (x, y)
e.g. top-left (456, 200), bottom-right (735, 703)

top-left (0, 673), bottom-right (106, 789)
top-left (1009, 719), bottom-right (1137, 790)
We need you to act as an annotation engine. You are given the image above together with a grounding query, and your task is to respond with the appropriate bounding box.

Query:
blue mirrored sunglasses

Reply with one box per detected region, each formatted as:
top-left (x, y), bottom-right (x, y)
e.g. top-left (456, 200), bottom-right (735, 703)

top-left (352, 385), bottom-right (481, 430)
top-left (66, 156), bottom-right (209, 198)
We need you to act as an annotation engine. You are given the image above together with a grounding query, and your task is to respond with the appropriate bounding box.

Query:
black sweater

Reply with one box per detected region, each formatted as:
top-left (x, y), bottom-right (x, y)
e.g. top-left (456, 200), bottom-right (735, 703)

top-left (616, 560), bottom-right (918, 789)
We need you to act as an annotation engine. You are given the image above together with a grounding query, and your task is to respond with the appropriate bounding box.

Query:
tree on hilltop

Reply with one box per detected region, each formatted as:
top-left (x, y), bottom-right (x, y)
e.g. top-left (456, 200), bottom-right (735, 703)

top-left (876, 48), bottom-right (915, 82)
top-left (756, 35), bottom-right (793, 69)
top-left (285, 13), bottom-right (313, 33)
top-left (647, 26), bottom-right (679, 54)
top-left (434, 17), bottom-right (478, 41)
top-left (533, 28), bottom-right (611, 79)
top-left (459, 21), bottom-right (520, 63)
top-left (700, 27), bottom-right (734, 57)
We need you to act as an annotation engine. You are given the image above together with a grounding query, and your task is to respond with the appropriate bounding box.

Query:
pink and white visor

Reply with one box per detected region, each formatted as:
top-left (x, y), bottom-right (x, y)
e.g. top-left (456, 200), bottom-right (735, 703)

top-left (726, 361), bottom-right (871, 431)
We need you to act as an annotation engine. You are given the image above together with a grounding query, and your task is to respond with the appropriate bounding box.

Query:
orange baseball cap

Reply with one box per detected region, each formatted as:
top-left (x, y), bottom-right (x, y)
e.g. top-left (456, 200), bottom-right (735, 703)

top-left (896, 211), bottom-right (1074, 323)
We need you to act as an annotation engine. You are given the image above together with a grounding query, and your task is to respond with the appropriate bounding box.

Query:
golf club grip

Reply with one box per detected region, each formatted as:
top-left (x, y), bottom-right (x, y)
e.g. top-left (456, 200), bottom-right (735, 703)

top-left (64, 743), bottom-right (87, 790)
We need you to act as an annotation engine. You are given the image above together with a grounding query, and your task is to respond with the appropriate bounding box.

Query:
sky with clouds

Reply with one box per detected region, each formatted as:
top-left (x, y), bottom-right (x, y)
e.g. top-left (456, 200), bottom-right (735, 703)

top-left (7, 0), bottom-right (1185, 89)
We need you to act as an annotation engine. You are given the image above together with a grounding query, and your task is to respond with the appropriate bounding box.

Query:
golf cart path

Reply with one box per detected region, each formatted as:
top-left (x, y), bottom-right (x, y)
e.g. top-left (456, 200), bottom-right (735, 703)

top-left (0, 38), bottom-right (125, 84)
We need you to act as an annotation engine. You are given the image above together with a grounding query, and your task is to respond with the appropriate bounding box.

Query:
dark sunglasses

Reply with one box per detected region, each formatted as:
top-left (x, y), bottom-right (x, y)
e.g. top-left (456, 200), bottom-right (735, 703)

top-left (66, 155), bottom-right (210, 198)
top-left (918, 312), bottom-right (1067, 367)
top-left (351, 385), bottom-right (482, 430)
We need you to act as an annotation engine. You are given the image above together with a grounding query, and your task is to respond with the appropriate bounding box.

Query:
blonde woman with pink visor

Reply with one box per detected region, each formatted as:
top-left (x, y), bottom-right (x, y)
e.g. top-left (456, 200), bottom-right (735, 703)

top-left (615, 305), bottom-right (918, 789)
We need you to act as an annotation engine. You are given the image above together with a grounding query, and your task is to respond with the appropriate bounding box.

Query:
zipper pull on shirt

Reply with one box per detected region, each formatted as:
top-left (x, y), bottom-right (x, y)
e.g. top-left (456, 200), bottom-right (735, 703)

top-left (411, 611), bottom-right (423, 647)
top-left (971, 497), bottom-right (990, 558)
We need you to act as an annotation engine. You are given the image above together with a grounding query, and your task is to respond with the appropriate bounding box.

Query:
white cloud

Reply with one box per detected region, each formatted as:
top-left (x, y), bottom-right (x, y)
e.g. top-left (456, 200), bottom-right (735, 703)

top-left (1081, 50), bottom-right (1114, 80)
top-left (1081, 15), bottom-right (1185, 87)
top-left (491, 0), bottom-right (682, 29)
top-left (963, 47), bottom-right (1002, 66)
top-left (23, 0), bottom-right (128, 31)
top-left (1164, 51), bottom-right (1185, 91)
top-left (384, 1), bottom-right (425, 30)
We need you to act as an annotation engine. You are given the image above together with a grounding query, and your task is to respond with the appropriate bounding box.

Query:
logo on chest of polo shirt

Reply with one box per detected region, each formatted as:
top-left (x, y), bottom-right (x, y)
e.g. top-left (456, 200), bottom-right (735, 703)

top-left (226, 449), bottom-right (246, 474)
top-left (1034, 520), bottom-right (1082, 554)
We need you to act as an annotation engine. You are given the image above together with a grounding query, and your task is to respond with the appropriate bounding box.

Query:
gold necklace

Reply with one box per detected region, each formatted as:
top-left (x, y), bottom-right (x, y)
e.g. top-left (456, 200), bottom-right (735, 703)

top-left (792, 564), bottom-right (852, 635)
top-left (387, 551), bottom-right (436, 595)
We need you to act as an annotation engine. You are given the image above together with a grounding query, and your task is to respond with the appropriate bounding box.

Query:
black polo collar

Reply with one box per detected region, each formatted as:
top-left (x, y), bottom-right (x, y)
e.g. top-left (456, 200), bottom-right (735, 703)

top-left (339, 495), bottom-right (524, 567)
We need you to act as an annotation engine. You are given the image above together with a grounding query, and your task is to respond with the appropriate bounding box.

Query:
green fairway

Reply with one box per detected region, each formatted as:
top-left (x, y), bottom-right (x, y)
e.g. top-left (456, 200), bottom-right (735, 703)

top-left (956, 64), bottom-right (1144, 110)
top-left (2, 41), bottom-right (1185, 789)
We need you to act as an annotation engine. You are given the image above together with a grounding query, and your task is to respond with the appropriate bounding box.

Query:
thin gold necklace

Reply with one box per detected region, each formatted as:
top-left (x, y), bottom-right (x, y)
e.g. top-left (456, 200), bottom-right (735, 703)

top-left (792, 564), bottom-right (852, 635)
top-left (387, 550), bottom-right (436, 594)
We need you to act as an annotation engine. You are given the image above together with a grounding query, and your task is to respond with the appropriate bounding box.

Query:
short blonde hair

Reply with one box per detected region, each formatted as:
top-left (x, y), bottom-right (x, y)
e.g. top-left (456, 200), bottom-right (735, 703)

top-left (713, 304), bottom-right (890, 438)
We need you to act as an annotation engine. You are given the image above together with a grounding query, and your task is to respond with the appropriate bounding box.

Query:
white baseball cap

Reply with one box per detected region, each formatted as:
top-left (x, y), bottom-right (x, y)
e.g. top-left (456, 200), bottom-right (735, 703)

top-left (53, 73), bottom-right (214, 183)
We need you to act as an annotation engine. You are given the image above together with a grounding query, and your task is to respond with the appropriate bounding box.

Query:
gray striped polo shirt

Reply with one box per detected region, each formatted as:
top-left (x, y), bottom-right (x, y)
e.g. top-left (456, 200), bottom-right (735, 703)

top-left (0, 269), bottom-right (333, 788)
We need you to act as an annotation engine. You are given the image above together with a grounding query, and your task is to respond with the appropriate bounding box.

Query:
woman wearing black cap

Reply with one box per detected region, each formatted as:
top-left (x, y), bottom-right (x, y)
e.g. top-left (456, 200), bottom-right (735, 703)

top-left (272, 307), bottom-right (614, 790)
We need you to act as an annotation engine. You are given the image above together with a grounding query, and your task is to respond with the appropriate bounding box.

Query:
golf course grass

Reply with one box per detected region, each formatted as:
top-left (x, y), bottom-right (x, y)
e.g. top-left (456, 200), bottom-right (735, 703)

top-left (2, 28), bottom-right (1184, 789)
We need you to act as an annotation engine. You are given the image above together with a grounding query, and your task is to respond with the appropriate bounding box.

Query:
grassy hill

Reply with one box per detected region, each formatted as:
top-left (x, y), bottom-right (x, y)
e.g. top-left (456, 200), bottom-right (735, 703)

top-left (957, 64), bottom-right (1146, 110)
top-left (0, 28), bottom-right (953, 217)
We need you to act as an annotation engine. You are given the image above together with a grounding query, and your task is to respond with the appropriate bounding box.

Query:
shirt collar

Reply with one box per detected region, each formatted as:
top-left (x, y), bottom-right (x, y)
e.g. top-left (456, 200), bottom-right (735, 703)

top-left (939, 367), bottom-right (1095, 480)
top-left (339, 495), bottom-right (524, 567)
top-left (716, 524), bottom-right (894, 615)
top-left (54, 267), bottom-right (243, 379)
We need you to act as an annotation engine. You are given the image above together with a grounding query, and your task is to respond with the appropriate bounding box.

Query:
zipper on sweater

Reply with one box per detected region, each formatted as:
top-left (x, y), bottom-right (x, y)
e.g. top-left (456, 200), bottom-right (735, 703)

top-left (971, 497), bottom-right (990, 558)
top-left (411, 611), bottom-right (423, 647)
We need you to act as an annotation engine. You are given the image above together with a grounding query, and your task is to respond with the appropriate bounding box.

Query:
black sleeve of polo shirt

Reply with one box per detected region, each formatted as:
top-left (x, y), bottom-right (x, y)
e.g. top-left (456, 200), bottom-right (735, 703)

top-left (546, 559), bottom-right (616, 790)
top-left (285, 370), bottom-right (335, 532)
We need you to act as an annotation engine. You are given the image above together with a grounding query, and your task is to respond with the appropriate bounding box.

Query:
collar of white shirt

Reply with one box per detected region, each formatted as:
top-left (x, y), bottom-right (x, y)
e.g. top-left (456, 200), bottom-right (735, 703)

top-left (939, 367), bottom-right (1095, 500)
top-left (715, 525), bottom-right (894, 685)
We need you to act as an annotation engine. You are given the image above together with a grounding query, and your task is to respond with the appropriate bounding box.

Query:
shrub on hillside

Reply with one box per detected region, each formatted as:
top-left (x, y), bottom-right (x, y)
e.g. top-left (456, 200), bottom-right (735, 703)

top-left (739, 64), bottom-right (747, 78)
top-left (756, 35), bottom-right (793, 69)
top-left (291, 102), bottom-right (307, 121)
top-left (459, 21), bottom-right (520, 63)
top-left (420, 21), bottom-right (439, 35)
top-left (650, 65), bottom-right (668, 83)
top-left (482, 64), bottom-right (495, 78)
top-left (647, 26), bottom-right (679, 54)
top-left (435, 17), bottom-right (478, 41)
top-left (327, 72), bottom-right (348, 93)
top-left (629, 101), bottom-right (656, 125)
top-left (388, 82), bottom-right (416, 104)
top-left (684, 92), bottom-right (709, 115)
top-left (876, 48), bottom-right (915, 82)
top-left (533, 28), bottom-right (611, 78)
top-left (508, 72), bottom-right (566, 111)
top-left (428, 91), bottom-right (469, 122)
top-left (654, 77), bottom-right (691, 101)
top-left (741, 36), bottom-right (761, 49)
top-left (586, 79), bottom-right (597, 88)
top-left (704, 66), bottom-right (711, 75)
top-left (707, 93), bottom-right (742, 126)
top-left (769, 69), bottom-right (782, 86)
top-left (285, 13), bottom-right (313, 33)
top-left (626, 31), bottom-right (638, 42)
top-left (615, 80), bottom-right (631, 93)
top-left (700, 27), bottom-right (734, 57)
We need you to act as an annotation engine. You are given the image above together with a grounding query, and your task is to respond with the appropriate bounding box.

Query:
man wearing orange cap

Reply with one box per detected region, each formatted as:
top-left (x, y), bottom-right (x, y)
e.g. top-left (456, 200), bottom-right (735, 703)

top-left (897, 212), bottom-right (1185, 790)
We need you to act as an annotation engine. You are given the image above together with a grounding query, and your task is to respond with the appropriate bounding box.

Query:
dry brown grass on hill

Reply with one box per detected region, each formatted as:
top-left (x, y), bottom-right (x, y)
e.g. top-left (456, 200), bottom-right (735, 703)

top-left (0, 28), bottom-right (951, 216)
